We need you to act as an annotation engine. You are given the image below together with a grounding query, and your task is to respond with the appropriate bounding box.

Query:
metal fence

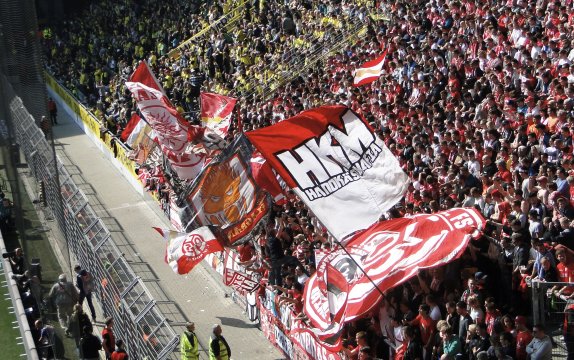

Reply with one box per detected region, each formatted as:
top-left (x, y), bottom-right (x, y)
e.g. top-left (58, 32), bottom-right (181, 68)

top-left (1, 74), bottom-right (180, 359)
top-left (531, 279), bottom-right (571, 358)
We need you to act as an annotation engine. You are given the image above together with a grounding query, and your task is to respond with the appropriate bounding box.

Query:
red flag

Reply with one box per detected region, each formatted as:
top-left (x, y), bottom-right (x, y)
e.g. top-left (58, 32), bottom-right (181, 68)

top-left (304, 208), bottom-right (485, 337)
top-left (353, 49), bottom-right (388, 87)
top-left (250, 152), bottom-right (286, 205)
top-left (130, 62), bottom-right (163, 92)
top-left (200, 92), bottom-right (237, 140)
top-left (153, 226), bottom-right (223, 274)
top-left (120, 113), bottom-right (142, 142)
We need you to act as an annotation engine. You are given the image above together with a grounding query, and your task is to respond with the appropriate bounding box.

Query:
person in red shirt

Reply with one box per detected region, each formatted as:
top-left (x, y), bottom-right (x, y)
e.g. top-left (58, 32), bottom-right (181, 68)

top-left (515, 316), bottom-right (533, 360)
top-left (552, 246), bottom-right (574, 300)
top-left (484, 301), bottom-right (502, 335)
top-left (495, 160), bottom-right (513, 184)
top-left (409, 304), bottom-right (436, 356)
top-left (111, 339), bottom-right (128, 360)
top-left (102, 317), bottom-right (115, 360)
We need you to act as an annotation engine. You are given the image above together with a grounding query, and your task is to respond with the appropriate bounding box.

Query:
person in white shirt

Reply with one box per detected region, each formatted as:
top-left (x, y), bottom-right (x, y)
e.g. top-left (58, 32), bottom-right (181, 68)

top-left (526, 324), bottom-right (552, 360)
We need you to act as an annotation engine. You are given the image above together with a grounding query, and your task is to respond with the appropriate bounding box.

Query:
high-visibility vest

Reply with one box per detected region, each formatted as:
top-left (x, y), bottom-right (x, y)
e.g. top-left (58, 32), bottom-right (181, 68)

top-left (180, 331), bottom-right (199, 360)
top-left (209, 336), bottom-right (229, 360)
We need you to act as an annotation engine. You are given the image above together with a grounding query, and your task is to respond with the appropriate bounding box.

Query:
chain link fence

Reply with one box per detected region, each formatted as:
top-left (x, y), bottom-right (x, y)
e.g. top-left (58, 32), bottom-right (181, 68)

top-left (1, 74), bottom-right (180, 359)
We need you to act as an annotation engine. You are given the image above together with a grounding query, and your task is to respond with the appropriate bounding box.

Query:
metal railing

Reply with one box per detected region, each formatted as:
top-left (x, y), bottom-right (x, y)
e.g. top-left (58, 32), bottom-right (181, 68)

top-left (1, 74), bottom-right (180, 359)
top-left (531, 279), bottom-right (570, 357)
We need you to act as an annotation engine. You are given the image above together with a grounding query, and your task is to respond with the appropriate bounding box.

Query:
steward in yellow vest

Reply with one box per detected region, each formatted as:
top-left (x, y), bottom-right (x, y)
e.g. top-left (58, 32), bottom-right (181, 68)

top-left (180, 322), bottom-right (199, 360)
top-left (209, 324), bottom-right (230, 360)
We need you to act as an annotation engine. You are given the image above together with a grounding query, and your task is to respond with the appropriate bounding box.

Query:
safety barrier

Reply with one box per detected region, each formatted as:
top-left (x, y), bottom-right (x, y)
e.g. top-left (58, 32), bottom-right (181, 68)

top-left (2, 74), bottom-right (180, 360)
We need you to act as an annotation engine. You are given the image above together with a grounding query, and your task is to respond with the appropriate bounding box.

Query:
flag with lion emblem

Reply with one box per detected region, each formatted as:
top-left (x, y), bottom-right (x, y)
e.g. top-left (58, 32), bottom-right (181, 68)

top-left (180, 135), bottom-right (270, 246)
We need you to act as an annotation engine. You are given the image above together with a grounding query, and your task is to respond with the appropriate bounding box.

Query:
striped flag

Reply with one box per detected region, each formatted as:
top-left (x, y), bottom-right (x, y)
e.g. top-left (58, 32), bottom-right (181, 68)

top-left (352, 49), bottom-right (388, 87)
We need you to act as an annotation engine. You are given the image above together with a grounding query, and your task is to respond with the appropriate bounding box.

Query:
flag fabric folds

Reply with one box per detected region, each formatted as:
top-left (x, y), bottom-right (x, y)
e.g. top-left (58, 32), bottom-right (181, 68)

top-left (250, 152), bottom-right (286, 205)
top-left (352, 49), bottom-right (388, 87)
top-left (304, 208), bottom-right (485, 341)
top-left (246, 105), bottom-right (408, 241)
top-left (180, 135), bottom-right (270, 246)
top-left (200, 92), bottom-right (237, 143)
top-left (153, 226), bottom-right (223, 274)
top-left (126, 62), bottom-right (207, 180)
top-left (120, 113), bottom-right (142, 143)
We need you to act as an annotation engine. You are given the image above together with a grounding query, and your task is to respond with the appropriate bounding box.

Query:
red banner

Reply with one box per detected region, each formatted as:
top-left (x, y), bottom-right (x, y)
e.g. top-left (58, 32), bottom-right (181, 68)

top-left (223, 268), bottom-right (260, 293)
top-left (304, 208), bottom-right (485, 341)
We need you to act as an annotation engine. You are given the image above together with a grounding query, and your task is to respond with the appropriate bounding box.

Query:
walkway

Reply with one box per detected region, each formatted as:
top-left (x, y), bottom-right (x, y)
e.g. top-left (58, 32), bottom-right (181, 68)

top-left (50, 113), bottom-right (283, 359)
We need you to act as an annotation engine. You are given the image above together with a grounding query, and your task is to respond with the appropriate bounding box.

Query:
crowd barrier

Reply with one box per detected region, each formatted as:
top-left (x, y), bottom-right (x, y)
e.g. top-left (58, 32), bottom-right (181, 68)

top-left (0, 237), bottom-right (39, 360)
top-left (45, 73), bottom-right (346, 360)
top-left (2, 73), bottom-right (180, 359)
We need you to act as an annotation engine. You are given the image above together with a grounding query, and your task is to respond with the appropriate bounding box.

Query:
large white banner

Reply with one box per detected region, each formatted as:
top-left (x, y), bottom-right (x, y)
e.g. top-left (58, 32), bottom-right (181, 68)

top-left (246, 105), bottom-right (408, 240)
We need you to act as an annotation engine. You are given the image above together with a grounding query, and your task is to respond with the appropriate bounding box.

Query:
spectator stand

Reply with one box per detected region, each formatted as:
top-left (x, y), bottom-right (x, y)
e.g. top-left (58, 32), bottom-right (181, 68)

top-left (0, 236), bottom-right (39, 359)
top-left (2, 74), bottom-right (181, 359)
top-left (168, 0), bottom-right (250, 60)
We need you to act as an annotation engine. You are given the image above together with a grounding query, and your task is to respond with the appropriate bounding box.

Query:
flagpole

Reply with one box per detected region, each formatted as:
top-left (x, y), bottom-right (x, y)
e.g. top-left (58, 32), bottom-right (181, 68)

top-left (330, 233), bottom-right (387, 299)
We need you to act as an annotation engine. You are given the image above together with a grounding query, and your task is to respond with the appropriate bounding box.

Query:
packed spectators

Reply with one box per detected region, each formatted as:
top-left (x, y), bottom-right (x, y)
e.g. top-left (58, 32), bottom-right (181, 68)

top-left (43, 0), bottom-right (574, 358)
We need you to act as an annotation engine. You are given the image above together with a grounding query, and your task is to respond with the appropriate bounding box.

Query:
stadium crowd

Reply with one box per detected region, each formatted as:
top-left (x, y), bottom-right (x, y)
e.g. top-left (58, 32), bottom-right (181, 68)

top-left (43, 0), bottom-right (574, 359)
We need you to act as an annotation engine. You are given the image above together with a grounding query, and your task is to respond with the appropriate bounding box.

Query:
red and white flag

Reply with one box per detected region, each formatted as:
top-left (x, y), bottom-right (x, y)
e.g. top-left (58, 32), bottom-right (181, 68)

top-left (304, 208), bottom-right (485, 335)
top-left (200, 92), bottom-right (237, 142)
top-left (223, 268), bottom-right (260, 293)
top-left (250, 152), bottom-right (286, 205)
top-left (153, 226), bottom-right (223, 274)
top-left (353, 49), bottom-right (388, 87)
top-left (126, 62), bottom-right (206, 180)
top-left (120, 113), bottom-right (142, 142)
top-left (246, 106), bottom-right (408, 241)
top-left (121, 113), bottom-right (153, 151)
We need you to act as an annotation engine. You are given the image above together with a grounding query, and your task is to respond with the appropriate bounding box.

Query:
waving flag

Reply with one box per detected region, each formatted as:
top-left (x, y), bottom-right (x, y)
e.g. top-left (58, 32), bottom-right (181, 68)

top-left (246, 105), bottom-right (408, 241)
top-left (126, 62), bottom-right (207, 180)
top-left (223, 268), bottom-right (260, 293)
top-left (200, 92), bottom-right (237, 142)
top-left (120, 113), bottom-right (142, 142)
top-left (304, 208), bottom-right (485, 339)
top-left (153, 226), bottom-right (223, 274)
top-left (353, 49), bottom-right (388, 87)
top-left (180, 135), bottom-right (270, 246)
